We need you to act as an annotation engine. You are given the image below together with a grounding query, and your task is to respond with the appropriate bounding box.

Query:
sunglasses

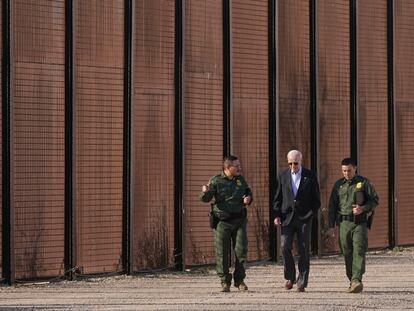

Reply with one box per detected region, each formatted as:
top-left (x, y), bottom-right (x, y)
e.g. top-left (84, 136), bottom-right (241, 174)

top-left (288, 162), bottom-right (299, 166)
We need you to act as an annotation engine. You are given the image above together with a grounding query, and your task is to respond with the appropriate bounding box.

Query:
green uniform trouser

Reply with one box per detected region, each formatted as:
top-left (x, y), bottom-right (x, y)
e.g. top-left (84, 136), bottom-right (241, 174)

top-left (214, 217), bottom-right (248, 284)
top-left (339, 220), bottom-right (368, 282)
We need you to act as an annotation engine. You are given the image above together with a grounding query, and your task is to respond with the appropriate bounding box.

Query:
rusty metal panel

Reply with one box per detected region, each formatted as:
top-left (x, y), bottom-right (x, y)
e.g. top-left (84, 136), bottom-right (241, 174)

top-left (357, 0), bottom-right (389, 249)
top-left (317, 1), bottom-right (351, 254)
top-left (74, 0), bottom-right (124, 274)
top-left (132, 0), bottom-right (175, 271)
top-left (277, 0), bottom-right (311, 170)
top-left (183, 0), bottom-right (223, 265)
top-left (395, 1), bottom-right (414, 246)
top-left (12, 0), bottom-right (65, 279)
top-left (232, 0), bottom-right (269, 261)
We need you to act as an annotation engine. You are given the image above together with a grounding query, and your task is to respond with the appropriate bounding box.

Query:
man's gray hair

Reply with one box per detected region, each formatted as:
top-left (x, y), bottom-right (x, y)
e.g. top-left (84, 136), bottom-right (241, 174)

top-left (287, 150), bottom-right (302, 161)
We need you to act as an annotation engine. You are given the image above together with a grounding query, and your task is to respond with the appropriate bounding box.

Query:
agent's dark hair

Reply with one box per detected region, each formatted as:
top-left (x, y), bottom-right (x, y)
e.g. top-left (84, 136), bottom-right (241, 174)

top-left (223, 155), bottom-right (238, 169)
top-left (341, 157), bottom-right (357, 167)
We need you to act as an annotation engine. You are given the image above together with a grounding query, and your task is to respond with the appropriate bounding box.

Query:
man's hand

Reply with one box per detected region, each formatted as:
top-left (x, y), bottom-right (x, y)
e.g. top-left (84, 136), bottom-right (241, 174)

top-left (202, 185), bottom-right (209, 192)
top-left (243, 195), bottom-right (252, 205)
top-left (352, 204), bottom-right (363, 215)
top-left (274, 217), bottom-right (281, 226)
top-left (327, 228), bottom-right (335, 237)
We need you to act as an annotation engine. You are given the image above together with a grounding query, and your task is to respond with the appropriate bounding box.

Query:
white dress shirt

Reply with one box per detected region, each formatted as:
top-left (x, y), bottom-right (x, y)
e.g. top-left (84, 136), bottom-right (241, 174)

top-left (291, 167), bottom-right (302, 197)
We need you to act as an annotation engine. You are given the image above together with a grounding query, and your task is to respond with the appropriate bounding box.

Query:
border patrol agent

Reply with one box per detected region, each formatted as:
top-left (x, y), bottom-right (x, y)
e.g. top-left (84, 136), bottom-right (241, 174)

top-left (328, 157), bottom-right (379, 293)
top-left (200, 155), bottom-right (253, 292)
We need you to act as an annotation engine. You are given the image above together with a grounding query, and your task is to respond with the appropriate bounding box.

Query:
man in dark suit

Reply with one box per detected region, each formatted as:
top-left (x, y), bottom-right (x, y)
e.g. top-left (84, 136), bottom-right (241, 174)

top-left (273, 150), bottom-right (320, 292)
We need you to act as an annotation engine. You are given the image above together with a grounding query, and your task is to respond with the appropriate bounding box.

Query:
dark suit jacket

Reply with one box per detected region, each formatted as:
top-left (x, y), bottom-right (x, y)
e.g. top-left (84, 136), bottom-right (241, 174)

top-left (272, 167), bottom-right (321, 226)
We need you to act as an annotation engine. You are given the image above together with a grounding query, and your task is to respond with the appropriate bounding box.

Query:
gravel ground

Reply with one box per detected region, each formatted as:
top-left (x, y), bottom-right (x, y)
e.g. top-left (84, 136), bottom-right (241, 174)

top-left (0, 248), bottom-right (413, 311)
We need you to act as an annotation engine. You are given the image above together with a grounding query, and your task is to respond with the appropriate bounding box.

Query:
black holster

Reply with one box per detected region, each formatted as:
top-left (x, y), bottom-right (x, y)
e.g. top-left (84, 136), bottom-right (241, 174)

top-left (209, 204), bottom-right (219, 229)
top-left (367, 210), bottom-right (375, 229)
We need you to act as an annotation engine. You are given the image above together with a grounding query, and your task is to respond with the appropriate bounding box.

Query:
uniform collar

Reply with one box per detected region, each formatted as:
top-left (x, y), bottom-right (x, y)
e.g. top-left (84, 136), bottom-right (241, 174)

top-left (221, 171), bottom-right (235, 181)
top-left (342, 175), bottom-right (359, 184)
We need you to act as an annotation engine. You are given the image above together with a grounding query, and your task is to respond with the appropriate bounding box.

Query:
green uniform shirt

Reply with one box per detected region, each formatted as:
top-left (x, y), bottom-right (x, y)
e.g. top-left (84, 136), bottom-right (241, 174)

top-left (200, 172), bottom-right (252, 214)
top-left (328, 175), bottom-right (379, 227)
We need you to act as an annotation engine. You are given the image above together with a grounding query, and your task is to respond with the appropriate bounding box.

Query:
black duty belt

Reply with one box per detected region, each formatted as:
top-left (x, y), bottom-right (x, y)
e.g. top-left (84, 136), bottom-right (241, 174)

top-left (340, 214), bottom-right (367, 223)
top-left (341, 214), bottom-right (355, 221)
top-left (216, 209), bottom-right (247, 221)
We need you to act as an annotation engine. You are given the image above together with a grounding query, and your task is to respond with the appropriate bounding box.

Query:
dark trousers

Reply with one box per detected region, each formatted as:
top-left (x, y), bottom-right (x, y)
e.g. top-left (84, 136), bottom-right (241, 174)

top-left (281, 216), bottom-right (312, 288)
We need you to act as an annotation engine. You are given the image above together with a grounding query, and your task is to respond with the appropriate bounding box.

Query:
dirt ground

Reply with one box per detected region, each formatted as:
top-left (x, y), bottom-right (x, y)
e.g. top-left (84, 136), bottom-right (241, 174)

top-left (0, 247), bottom-right (413, 311)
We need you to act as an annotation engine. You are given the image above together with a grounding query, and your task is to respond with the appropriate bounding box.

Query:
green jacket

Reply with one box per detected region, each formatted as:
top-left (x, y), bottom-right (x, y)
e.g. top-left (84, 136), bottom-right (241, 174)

top-left (200, 172), bottom-right (253, 214)
top-left (328, 175), bottom-right (379, 227)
